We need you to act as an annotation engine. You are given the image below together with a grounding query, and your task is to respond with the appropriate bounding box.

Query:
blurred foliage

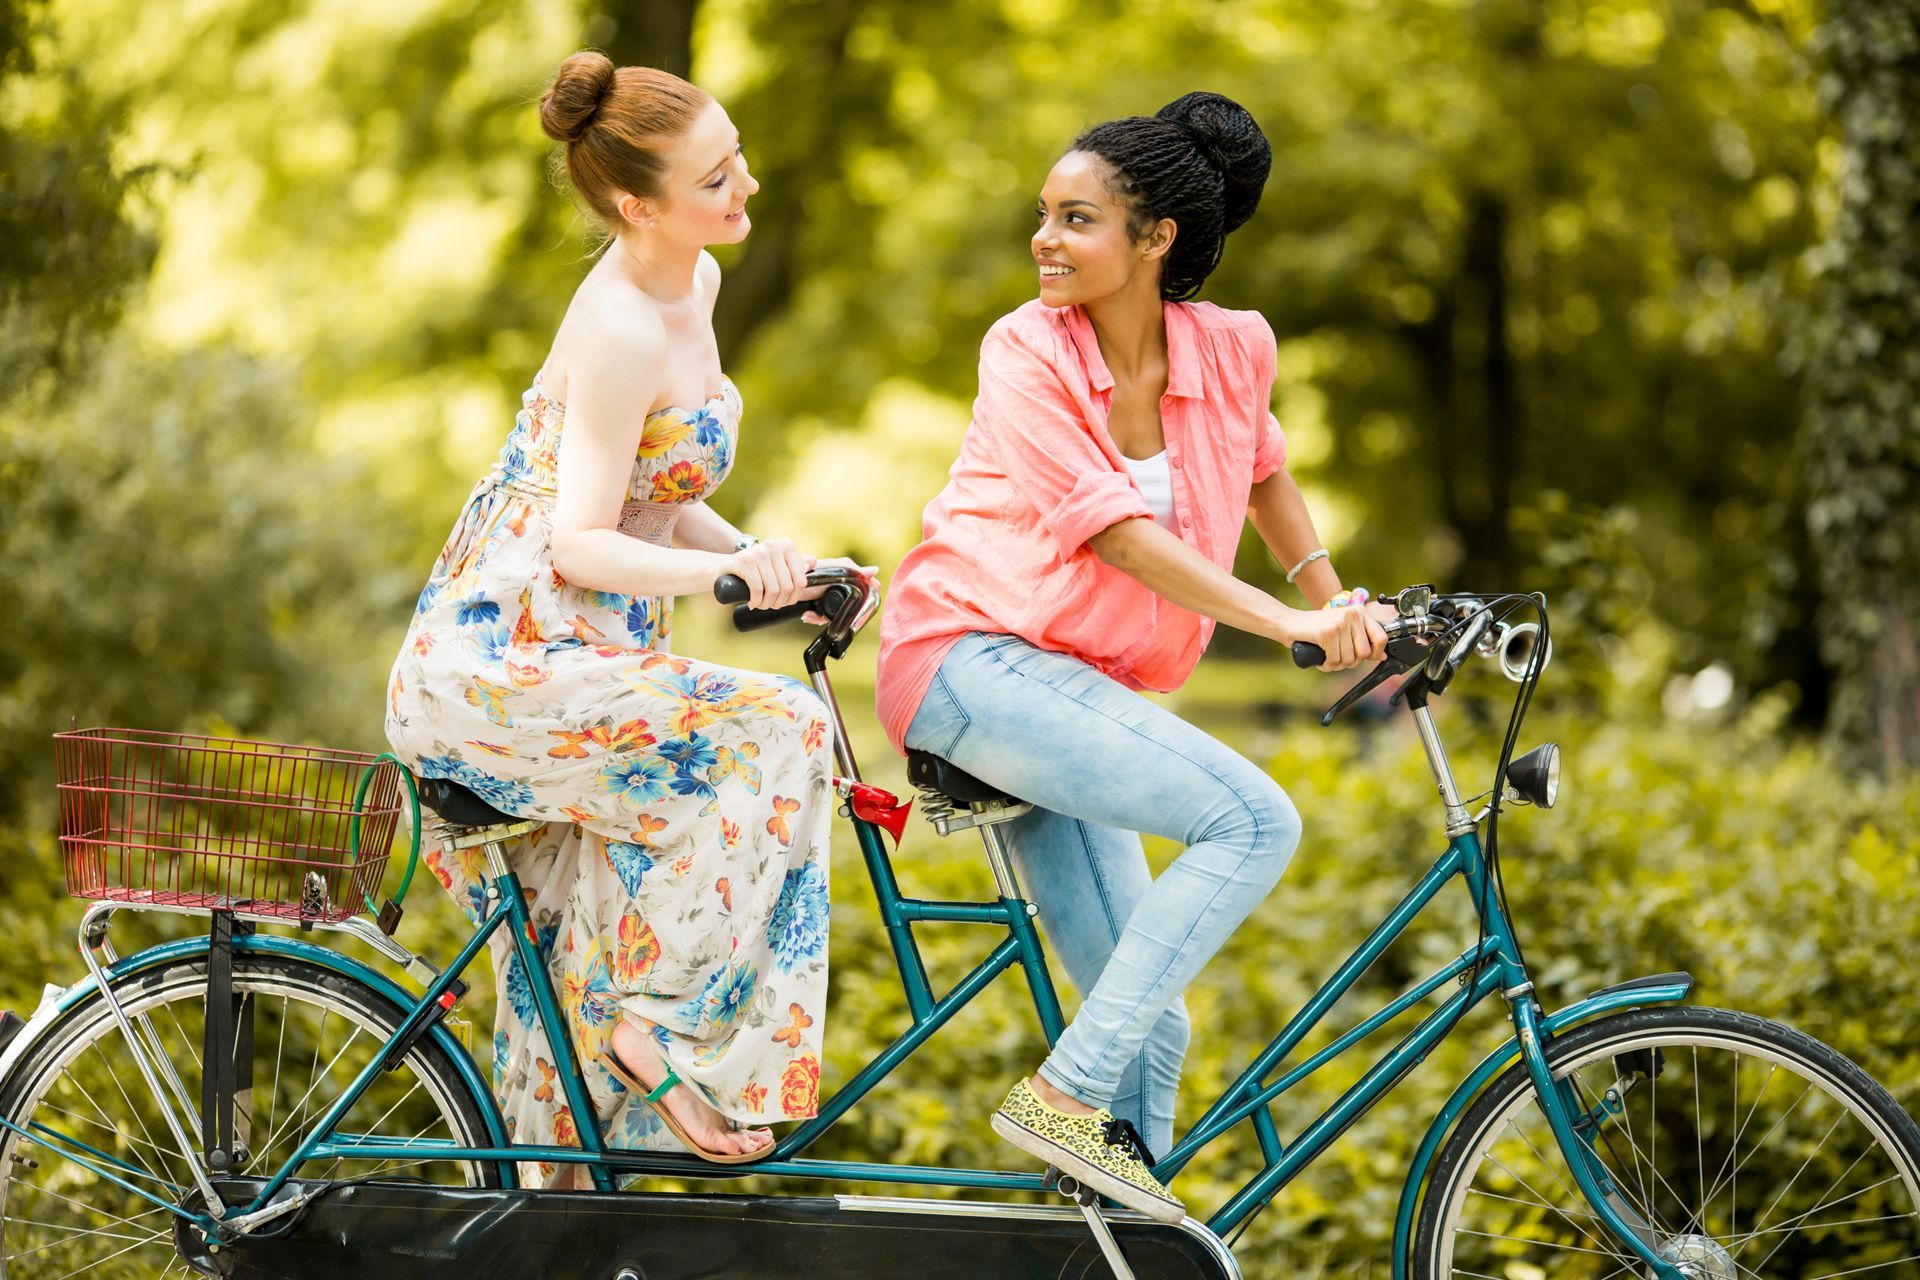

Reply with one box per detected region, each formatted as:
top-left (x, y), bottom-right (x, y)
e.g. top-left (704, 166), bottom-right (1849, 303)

top-left (3, 0), bottom-right (1920, 1273)
top-left (4, 659), bottom-right (1918, 1278)
top-left (1798, 0), bottom-right (1920, 769)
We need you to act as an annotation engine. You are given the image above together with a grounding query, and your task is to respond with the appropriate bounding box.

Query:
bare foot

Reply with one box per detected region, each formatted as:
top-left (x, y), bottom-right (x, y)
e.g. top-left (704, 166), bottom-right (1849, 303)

top-left (1029, 1073), bottom-right (1098, 1116)
top-left (610, 1019), bottom-right (773, 1159)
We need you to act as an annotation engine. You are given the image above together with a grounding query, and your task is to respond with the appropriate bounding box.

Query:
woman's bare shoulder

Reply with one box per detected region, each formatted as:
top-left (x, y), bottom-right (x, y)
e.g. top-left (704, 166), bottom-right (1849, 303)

top-left (547, 272), bottom-right (669, 405)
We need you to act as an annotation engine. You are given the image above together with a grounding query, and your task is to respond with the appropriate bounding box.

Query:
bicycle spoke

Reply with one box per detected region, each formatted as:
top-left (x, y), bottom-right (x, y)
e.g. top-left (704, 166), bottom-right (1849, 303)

top-left (4, 1216), bottom-right (168, 1257)
top-left (1743, 1111), bottom-right (1881, 1275)
top-left (1435, 1020), bottom-right (1920, 1280)
top-left (1573, 1064), bottom-right (1695, 1236)
top-left (1694, 1046), bottom-right (1706, 1232)
top-left (1702, 1067), bottom-right (1808, 1216)
top-left (1457, 1227), bottom-right (1629, 1259)
top-left (261, 993), bottom-right (289, 1161)
top-left (1483, 1145), bottom-right (1625, 1259)
top-left (314, 1075), bottom-right (430, 1182)
top-left (1729, 1145), bottom-right (1877, 1251)
top-left (162, 1001), bottom-right (204, 1076)
top-left (1732, 1208), bottom-right (1914, 1240)
top-left (1807, 1256), bottom-right (1920, 1279)
top-left (1560, 1072), bottom-right (1673, 1238)
top-left (1608, 1068), bottom-right (1656, 1226)
top-left (40, 1229), bottom-right (172, 1280)
top-left (2, 959), bottom-right (488, 1279)
top-left (13, 1181), bottom-right (174, 1228)
top-left (59, 1055), bottom-right (191, 1179)
top-left (255, 1020), bottom-right (363, 1159)
top-left (1466, 1185), bottom-right (1605, 1221)
top-left (128, 1012), bottom-right (200, 1147)
top-left (1507, 1113), bottom-right (1595, 1212)
top-left (87, 1040), bottom-right (186, 1173)
top-left (39, 1100), bottom-right (186, 1178)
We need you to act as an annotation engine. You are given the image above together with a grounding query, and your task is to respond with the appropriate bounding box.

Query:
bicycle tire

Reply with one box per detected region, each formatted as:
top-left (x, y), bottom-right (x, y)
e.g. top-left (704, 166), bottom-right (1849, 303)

top-left (0, 951), bottom-right (503, 1280)
top-left (1411, 1005), bottom-right (1920, 1279)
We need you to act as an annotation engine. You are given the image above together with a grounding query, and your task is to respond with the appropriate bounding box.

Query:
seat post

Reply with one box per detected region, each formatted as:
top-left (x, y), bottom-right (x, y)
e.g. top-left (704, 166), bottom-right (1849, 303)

top-left (430, 818), bottom-right (541, 881)
top-left (978, 822), bottom-right (1024, 901)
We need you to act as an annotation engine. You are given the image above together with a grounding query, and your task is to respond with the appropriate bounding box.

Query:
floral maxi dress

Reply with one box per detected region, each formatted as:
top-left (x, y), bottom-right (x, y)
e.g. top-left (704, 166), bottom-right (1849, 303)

top-left (385, 372), bottom-right (832, 1181)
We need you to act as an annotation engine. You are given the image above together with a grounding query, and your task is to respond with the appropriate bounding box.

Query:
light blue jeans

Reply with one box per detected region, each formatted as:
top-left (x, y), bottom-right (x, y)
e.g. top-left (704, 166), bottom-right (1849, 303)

top-left (904, 631), bottom-right (1303, 1157)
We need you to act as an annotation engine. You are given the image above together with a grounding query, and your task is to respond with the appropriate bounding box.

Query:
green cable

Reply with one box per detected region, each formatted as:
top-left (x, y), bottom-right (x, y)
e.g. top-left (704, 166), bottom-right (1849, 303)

top-left (349, 752), bottom-right (421, 918)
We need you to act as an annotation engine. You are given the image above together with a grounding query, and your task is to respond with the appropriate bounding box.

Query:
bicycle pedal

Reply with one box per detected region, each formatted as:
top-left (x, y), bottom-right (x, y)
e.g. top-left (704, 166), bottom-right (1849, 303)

top-left (1054, 1173), bottom-right (1098, 1207)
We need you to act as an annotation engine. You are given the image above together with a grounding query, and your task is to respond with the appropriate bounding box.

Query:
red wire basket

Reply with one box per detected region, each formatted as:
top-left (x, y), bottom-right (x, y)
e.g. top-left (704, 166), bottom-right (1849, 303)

top-left (54, 728), bottom-right (408, 924)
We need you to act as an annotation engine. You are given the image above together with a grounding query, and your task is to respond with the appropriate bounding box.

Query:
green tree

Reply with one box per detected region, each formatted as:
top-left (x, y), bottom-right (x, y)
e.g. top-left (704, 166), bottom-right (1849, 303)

top-left (1800, 0), bottom-right (1920, 770)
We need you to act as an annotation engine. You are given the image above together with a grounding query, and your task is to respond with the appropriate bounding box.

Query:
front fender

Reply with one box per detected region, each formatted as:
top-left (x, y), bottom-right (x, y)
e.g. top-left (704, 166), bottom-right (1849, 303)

top-left (1389, 973), bottom-right (1693, 1278)
top-left (0, 934), bottom-right (511, 1174)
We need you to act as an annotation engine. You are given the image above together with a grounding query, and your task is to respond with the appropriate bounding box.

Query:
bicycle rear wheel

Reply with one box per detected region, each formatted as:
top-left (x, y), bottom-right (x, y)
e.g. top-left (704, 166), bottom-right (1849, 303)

top-left (0, 952), bottom-right (502, 1280)
top-left (1413, 1006), bottom-right (1920, 1279)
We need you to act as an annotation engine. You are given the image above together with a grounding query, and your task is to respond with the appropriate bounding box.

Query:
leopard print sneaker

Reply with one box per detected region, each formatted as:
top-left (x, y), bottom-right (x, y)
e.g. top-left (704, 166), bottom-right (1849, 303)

top-left (990, 1078), bottom-right (1185, 1224)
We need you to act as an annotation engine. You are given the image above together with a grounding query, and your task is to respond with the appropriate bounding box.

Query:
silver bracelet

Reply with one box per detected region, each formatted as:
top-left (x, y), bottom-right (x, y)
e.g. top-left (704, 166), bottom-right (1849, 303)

top-left (1285, 547), bottom-right (1330, 584)
top-left (732, 534), bottom-right (760, 553)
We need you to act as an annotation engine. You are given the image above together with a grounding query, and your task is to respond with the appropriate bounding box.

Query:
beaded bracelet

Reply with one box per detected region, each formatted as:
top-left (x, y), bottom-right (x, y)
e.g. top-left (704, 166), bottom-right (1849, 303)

top-left (1323, 586), bottom-right (1371, 610)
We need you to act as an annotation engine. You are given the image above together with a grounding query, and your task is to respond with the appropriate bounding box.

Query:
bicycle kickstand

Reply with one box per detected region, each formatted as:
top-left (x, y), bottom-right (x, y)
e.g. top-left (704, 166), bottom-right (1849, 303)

top-left (1053, 1171), bottom-right (1139, 1280)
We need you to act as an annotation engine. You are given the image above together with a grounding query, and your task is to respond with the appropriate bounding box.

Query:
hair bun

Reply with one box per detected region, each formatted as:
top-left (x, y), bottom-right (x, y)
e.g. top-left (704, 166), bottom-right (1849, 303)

top-left (1155, 91), bottom-right (1271, 233)
top-left (541, 51), bottom-right (617, 143)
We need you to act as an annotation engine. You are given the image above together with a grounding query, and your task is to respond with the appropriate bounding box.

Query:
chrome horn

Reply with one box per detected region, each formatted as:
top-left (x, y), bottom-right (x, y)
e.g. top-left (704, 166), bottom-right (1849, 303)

top-left (1477, 621), bottom-right (1551, 682)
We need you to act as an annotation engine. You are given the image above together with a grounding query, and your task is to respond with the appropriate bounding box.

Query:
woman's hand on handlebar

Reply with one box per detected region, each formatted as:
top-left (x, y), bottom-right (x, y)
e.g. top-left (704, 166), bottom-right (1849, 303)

top-left (721, 538), bottom-right (817, 610)
top-left (800, 557), bottom-right (880, 624)
top-left (1285, 603), bottom-right (1389, 672)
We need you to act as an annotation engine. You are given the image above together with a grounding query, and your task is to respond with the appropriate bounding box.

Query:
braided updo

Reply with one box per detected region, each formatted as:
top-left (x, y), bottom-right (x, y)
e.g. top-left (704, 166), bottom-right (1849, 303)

top-left (1071, 92), bottom-right (1272, 301)
top-left (539, 51), bottom-right (711, 228)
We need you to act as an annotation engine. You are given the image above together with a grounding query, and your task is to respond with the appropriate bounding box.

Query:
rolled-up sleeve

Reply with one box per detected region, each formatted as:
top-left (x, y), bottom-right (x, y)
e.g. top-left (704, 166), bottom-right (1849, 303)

top-left (975, 322), bottom-right (1152, 560)
top-left (1248, 316), bottom-right (1287, 483)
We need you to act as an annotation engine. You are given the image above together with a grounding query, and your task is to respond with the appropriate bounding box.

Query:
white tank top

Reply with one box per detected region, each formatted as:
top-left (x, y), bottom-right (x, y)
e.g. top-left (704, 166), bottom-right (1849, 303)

top-left (1123, 451), bottom-right (1179, 534)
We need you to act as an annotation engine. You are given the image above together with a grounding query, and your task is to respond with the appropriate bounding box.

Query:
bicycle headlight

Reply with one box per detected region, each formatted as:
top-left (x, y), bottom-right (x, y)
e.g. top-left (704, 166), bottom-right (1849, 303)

top-left (1504, 743), bottom-right (1560, 808)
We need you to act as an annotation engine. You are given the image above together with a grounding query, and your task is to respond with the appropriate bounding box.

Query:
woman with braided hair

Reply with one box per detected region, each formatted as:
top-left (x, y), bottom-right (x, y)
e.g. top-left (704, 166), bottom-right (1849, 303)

top-left (874, 92), bottom-right (1390, 1222)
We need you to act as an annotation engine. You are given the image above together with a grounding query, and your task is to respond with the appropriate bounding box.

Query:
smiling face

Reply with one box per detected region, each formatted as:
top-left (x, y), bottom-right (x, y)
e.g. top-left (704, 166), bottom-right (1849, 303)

top-left (629, 98), bottom-right (758, 247)
top-left (1031, 150), bottom-right (1173, 308)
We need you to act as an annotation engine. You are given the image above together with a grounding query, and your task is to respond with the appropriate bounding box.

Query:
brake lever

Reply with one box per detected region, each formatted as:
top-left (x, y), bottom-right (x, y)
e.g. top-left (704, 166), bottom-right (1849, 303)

top-left (1318, 637), bottom-right (1432, 726)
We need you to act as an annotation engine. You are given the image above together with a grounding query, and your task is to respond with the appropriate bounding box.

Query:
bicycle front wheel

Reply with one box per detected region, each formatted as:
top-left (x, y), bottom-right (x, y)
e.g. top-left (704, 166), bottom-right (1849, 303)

top-left (1414, 1006), bottom-right (1920, 1280)
top-left (0, 951), bottom-right (503, 1280)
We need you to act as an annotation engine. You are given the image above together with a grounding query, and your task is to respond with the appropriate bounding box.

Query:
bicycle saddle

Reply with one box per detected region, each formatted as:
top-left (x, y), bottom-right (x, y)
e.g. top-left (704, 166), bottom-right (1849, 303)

top-left (905, 751), bottom-right (1020, 807)
top-left (413, 775), bottom-right (522, 828)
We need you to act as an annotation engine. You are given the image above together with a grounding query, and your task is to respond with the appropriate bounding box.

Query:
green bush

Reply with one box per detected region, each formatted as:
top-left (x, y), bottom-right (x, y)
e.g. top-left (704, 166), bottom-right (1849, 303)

top-left (5, 667), bottom-right (1916, 1278)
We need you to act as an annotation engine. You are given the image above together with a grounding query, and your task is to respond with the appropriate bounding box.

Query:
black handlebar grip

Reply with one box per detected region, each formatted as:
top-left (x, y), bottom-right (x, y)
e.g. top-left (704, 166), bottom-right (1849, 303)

top-left (731, 599), bottom-right (822, 632)
top-left (714, 574), bottom-right (751, 605)
top-left (1291, 641), bottom-right (1326, 669)
top-left (722, 582), bottom-right (857, 633)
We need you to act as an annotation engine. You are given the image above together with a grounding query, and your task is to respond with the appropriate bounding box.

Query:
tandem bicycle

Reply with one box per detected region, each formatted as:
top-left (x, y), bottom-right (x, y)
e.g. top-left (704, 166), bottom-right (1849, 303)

top-left (2, 570), bottom-right (1917, 1280)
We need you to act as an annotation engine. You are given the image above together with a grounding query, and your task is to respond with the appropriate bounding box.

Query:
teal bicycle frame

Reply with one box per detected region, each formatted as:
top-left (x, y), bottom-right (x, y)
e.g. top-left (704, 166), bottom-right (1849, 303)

top-left (5, 630), bottom-right (1697, 1279)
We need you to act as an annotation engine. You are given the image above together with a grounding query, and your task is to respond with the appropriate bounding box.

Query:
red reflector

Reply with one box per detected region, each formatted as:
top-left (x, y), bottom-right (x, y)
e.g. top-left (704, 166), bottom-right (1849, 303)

top-left (438, 991), bottom-right (457, 1011)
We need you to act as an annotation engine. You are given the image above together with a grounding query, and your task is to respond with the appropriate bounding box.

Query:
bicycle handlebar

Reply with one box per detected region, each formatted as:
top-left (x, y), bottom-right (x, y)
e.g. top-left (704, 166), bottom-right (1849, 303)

top-left (1290, 616), bottom-right (1442, 669)
top-left (714, 566), bottom-right (871, 635)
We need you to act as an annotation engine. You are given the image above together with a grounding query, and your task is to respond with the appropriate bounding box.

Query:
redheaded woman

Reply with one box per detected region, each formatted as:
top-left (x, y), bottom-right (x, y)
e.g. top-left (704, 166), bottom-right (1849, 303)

top-left (388, 53), bottom-right (865, 1180)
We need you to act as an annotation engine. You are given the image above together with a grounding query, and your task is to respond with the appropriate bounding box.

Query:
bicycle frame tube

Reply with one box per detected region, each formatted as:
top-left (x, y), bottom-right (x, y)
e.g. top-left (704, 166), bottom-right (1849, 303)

top-left (246, 879), bottom-right (560, 1205)
top-left (286, 825), bottom-right (1531, 1215)
top-left (1158, 828), bottom-right (1540, 1240)
top-left (288, 812), bottom-right (1068, 1193)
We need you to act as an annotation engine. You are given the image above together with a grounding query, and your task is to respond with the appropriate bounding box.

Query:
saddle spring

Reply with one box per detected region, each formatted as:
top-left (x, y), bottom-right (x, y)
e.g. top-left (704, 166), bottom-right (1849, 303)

top-left (911, 783), bottom-right (1032, 837)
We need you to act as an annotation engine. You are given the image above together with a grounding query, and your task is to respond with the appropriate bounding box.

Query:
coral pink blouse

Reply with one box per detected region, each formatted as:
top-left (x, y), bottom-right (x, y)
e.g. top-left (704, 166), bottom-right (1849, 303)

top-left (874, 298), bottom-right (1288, 754)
